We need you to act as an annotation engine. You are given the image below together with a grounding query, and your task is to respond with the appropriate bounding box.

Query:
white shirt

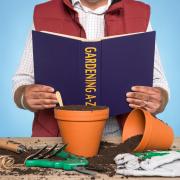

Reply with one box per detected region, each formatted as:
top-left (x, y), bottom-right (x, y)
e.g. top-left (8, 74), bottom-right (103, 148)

top-left (12, 0), bottom-right (169, 136)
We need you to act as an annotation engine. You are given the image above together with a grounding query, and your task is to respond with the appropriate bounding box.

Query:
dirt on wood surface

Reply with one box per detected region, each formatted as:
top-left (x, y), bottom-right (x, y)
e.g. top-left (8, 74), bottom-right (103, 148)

top-left (0, 148), bottom-right (38, 164)
top-left (0, 135), bottom-right (142, 177)
top-left (56, 105), bottom-right (108, 111)
top-left (0, 148), bottom-right (64, 165)
top-left (0, 167), bottom-right (79, 177)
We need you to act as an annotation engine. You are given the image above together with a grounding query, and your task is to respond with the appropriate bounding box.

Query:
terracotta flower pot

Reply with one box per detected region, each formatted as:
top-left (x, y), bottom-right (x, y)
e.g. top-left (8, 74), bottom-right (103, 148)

top-left (122, 108), bottom-right (174, 152)
top-left (54, 105), bottom-right (109, 157)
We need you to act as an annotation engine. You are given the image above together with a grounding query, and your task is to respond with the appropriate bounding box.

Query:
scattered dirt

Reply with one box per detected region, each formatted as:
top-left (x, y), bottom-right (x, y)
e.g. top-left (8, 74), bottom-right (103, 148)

top-left (0, 148), bottom-right (64, 164)
top-left (55, 105), bottom-right (107, 111)
top-left (0, 135), bottom-right (142, 177)
top-left (87, 135), bottom-right (142, 176)
top-left (0, 168), bottom-right (46, 176)
top-left (0, 167), bottom-right (76, 176)
top-left (0, 149), bottom-right (37, 164)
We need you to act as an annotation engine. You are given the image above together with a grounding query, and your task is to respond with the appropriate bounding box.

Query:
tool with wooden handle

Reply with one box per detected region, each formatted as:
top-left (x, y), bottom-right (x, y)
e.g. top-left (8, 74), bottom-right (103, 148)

top-left (56, 91), bottom-right (63, 107)
top-left (0, 140), bottom-right (27, 153)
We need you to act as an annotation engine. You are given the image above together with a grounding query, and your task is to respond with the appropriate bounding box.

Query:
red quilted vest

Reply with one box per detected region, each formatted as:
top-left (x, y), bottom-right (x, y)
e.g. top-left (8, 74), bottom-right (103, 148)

top-left (32, 0), bottom-right (150, 137)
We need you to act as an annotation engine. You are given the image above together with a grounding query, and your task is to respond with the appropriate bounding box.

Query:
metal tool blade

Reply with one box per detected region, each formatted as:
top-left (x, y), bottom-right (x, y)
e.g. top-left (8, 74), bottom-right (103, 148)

top-left (45, 144), bottom-right (68, 158)
top-left (38, 144), bottom-right (58, 159)
top-left (73, 166), bottom-right (96, 176)
top-left (25, 145), bottom-right (48, 161)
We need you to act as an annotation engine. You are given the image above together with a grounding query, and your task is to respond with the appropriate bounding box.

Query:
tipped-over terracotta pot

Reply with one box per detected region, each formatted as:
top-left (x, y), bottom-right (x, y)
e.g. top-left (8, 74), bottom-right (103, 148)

top-left (54, 105), bottom-right (109, 157)
top-left (122, 108), bottom-right (174, 152)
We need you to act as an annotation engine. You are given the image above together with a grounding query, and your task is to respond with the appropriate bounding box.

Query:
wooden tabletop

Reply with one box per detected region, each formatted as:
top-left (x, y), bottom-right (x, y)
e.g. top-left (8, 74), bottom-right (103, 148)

top-left (0, 137), bottom-right (180, 180)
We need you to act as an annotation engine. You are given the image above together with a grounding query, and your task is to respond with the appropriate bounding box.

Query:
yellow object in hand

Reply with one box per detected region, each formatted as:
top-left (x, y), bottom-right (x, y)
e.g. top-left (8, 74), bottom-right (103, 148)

top-left (56, 91), bottom-right (64, 107)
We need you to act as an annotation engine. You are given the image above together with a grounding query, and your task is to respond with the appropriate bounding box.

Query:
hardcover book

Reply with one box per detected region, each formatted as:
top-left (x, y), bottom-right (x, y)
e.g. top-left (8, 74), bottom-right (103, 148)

top-left (32, 30), bottom-right (155, 116)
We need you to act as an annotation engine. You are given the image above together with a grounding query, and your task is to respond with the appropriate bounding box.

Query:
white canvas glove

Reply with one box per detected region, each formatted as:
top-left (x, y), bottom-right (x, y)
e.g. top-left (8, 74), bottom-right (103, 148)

top-left (140, 151), bottom-right (180, 170)
top-left (114, 153), bottom-right (140, 170)
top-left (114, 151), bottom-right (180, 177)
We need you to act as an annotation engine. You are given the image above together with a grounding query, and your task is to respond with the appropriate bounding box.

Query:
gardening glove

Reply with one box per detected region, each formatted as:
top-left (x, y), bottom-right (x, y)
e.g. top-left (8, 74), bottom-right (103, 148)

top-left (114, 153), bottom-right (140, 170)
top-left (114, 151), bottom-right (180, 177)
top-left (138, 151), bottom-right (180, 170)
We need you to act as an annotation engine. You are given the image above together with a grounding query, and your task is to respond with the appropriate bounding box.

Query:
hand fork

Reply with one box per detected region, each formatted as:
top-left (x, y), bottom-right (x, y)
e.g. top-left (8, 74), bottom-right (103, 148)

top-left (25, 144), bottom-right (67, 161)
top-left (24, 144), bottom-right (96, 175)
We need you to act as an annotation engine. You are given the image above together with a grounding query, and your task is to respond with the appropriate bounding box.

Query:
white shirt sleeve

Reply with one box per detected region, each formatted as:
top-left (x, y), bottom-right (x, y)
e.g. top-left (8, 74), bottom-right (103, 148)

top-left (147, 22), bottom-right (170, 97)
top-left (12, 27), bottom-right (35, 96)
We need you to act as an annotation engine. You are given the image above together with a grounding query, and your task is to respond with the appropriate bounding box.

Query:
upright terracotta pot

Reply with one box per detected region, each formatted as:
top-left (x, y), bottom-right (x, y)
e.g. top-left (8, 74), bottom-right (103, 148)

top-left (54, 105), bottom-right (109, 157)
top-left (122, 108), bottom-right (174, 152)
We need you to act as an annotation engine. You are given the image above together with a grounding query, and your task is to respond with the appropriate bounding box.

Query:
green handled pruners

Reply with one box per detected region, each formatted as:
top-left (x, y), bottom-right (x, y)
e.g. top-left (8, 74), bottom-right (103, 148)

top-left (25, 144), bottom-right (96, 175)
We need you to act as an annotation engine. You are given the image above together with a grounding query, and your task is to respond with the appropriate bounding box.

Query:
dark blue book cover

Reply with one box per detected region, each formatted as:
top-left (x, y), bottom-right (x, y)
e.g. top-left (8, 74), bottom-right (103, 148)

top-left (32, 31), bottom-right (155, 116)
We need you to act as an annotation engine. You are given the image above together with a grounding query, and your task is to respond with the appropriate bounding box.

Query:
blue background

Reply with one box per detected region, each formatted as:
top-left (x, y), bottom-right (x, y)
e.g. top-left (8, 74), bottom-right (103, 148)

top-left (0, 0), bottom-right (179, 137)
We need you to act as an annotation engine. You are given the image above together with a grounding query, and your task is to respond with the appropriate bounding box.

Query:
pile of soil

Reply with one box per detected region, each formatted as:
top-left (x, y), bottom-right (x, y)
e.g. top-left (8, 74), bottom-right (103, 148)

top-left (87, 135), bottom-right (142, 176)
top-left (56, 105), bottom-right (107, 111)
top-left (0, 135), bottom-right (142, 177)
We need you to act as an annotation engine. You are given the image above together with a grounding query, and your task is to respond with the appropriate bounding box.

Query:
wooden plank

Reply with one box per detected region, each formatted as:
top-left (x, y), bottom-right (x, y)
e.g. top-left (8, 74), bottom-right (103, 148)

top-left (0, 136), bottom-right (122, 149)
top-left (0, 137), bottom-right (180, 180)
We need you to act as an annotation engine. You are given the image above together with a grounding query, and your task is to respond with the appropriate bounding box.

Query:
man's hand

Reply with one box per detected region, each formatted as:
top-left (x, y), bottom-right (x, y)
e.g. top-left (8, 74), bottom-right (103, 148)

top-left (14, 84), bottom-right (58, 112)
top-left (126, 86), bottom-right (168, 114)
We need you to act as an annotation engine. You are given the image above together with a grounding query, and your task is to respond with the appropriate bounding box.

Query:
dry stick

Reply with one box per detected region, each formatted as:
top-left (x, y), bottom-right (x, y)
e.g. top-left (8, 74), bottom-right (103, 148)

top-left (55, 91), bottom-right (64, 107)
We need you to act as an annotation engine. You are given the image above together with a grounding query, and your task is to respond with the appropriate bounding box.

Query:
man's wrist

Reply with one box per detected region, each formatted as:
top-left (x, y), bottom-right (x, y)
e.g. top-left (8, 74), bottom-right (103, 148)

top-left (20, 90), bottom-right (27, 109)
top-left (14, 85), bottom-right (27, 110)
top-left (155, 87), bottom-right (169, 113)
